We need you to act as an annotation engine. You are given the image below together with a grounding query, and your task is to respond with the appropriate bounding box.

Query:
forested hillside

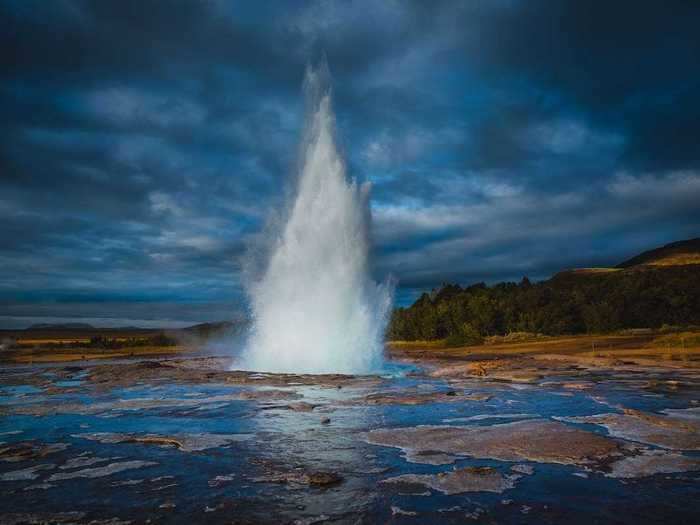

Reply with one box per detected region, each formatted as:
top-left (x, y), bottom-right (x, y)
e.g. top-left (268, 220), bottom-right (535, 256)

top-left (388, 247), bottom-right (700, 344)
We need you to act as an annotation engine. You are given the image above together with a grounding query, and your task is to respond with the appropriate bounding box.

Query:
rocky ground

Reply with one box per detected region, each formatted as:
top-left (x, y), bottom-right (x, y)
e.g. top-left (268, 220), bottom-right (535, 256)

top-left (1, 345), bottom-right (700, 524)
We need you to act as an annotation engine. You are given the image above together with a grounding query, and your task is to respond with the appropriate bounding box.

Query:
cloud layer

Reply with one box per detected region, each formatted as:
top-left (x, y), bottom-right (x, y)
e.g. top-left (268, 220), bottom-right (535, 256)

top-left (1, 1), bottom-right (699, 322)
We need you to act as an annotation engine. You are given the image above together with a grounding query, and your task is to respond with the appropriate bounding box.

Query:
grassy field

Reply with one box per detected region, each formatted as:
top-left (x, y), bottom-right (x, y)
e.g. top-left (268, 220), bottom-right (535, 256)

top-left (2, 346), bottom-right (188, 364)
top-left (639, 253), bottom-right (700, 266)
top-left (0, 328), bottom-right (191, 364)
top-left (3, 327), bottom-right (700, 366)
top-left (388, 328), bottom-right (700, 364)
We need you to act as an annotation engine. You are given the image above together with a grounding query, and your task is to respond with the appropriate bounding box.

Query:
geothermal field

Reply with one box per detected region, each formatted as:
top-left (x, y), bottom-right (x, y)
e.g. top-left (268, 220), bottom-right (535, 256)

top-left (1, 334), bottom-right (700, 523)
top-left (1, 68), bottom-right (700, 524)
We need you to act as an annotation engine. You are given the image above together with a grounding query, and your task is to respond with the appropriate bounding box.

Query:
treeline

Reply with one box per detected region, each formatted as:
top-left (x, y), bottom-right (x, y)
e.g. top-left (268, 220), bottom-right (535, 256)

top-left (39, 333), bottom-right (178, 350)
top-left (388, 265), bottom-right (700, 344)
top-left (86, 333), bottom-right (177, 349)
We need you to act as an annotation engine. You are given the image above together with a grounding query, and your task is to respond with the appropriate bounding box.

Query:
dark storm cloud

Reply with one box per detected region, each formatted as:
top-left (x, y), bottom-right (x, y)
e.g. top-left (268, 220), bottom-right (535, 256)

top-left (1, 0), bottom-right (699, 324)
top-left (461, 0), bottom-right (700, 171)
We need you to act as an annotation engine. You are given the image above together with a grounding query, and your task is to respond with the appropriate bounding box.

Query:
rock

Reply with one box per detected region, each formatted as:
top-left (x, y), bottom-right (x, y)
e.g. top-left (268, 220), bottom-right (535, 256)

top-left (464, 507), bottom-right (486, 520)
top-left (60, 456), bottom-right (112, 470)
top-left (352, 466), bottom-right (390, 474)
top-left (559, 409), bottom-right (700, 450)
top-left (6, 390), bottom-right (300, 416)
top-left (403, 451), bottom-right (458, 465)
top-left (662, 407), bottom-right (700, 420)
top-left (0, 512), bottom-right (85, 524)
top-left (253, 469), bottom-right (342, 487)
top-left (0, 442), bottom-right (69, 463)
top-left (490, 371), bottom-right (542, 383)
top-left (85, 519), bottom-right (131, 525)
top-left (430, 362), bottom-right (490, 378)
top-left (149, 475), bottom-right (177, 491)
top-left (380, 466), bottom-right (517, 494)
top-left (23, 482), bottom-right (56, 491)
top-left (306, 471), bottom-right (342, 486)
top-left (85, 359), bottom-right (381, 391)
top-left (111, 479), bottom-right (145, 487)
top-left (359, 390), bottom-right (468, 406)
top-left (367, 420), bottom-right (621, 466)
top-left (292, 514), bottom-right (330, 525)
top-left (429, 359), bottom-right (543, 383)
top-left (391, 506), bottom-right (417, 516)
top-left (510, 464), bottom-right (534, 475)
top-left (0, 464), bottom-right (54, 481)
top-left (443, 413), bottom-right (534, 423)
top-left (471, 364), bottom-right (488, 377)
top-left (562, 382), bottom-right (594, 390)
top-left (48, 460), bottom-right (157, 481)
top-left (438, 506), bottom-right (463, 513)
top-left (607, 450), bottom-right (700, 478)
top-left (208, 474), bottom-right (235, 487)
top-left (285, 402), bottom-right (318, 412)
top-left (73, 432), bottom-right (250, 452)
top-left (463, 393), bottom-right (492, 401)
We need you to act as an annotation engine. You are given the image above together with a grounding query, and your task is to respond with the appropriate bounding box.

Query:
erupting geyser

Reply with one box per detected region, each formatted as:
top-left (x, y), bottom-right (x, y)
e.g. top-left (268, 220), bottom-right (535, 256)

top-left (239, 65), bottom-right (393, 374)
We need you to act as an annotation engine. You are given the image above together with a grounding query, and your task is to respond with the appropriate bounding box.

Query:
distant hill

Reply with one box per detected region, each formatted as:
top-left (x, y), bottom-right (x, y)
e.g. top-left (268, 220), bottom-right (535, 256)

top-left (26, 322), bottom-right (95, 330)
top-left (616, 238), bottom-right (700, 268)
top-left (178, 320), bottom-right (245, 338)
top-left (389, 237), bottom-right (700, 341)
top-left (17, 320), bottom-right (246, 335)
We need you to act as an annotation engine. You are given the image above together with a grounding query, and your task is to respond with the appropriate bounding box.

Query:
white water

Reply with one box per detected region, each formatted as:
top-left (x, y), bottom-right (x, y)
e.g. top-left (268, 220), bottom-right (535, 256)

top-left (239, 67), bottom-right (392, 374)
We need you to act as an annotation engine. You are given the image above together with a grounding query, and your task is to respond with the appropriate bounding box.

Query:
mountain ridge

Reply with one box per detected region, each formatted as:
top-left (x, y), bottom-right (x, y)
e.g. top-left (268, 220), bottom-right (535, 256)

top-left (616, 237), bottom-right (700, 268)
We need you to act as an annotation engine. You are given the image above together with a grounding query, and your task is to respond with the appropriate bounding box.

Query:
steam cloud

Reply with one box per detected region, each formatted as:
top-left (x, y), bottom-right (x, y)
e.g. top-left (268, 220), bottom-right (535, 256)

top-left (238, 64), bottom-right (393, 374)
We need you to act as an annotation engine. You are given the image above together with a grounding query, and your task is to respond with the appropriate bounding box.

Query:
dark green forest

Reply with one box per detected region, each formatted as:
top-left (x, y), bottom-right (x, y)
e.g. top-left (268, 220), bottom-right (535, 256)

top-left (387, 265), bottom-right (700, 344)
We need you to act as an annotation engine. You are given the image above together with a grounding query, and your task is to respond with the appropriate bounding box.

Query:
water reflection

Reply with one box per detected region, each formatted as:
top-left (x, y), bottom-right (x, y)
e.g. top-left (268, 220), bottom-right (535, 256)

top-left (244, 381), bottom-right (386, 519)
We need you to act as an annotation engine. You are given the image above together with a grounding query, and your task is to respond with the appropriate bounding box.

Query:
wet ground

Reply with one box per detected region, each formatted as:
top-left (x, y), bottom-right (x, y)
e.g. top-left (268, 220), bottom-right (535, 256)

top-left (1, 355), bottom-right (699, 524)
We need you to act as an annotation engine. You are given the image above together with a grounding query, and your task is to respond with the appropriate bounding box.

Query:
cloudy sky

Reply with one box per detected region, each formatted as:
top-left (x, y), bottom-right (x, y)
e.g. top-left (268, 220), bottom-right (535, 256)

top-left (1, 1), bottom-right (699, 327)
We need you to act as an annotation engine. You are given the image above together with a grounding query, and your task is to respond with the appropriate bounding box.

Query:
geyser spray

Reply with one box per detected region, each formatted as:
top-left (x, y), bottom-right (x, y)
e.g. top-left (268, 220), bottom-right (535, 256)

top-left (239, 65), bottom-right (393, 374)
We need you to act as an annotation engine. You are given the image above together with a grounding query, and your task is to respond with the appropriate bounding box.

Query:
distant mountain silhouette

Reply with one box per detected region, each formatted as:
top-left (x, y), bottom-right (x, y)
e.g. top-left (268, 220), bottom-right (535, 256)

top-left (26, 322), bottom-right (95, 330)
top-left (18, 320), bottom-right (246, 333)
top-left (179, 320), bottom-right (246, 338)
